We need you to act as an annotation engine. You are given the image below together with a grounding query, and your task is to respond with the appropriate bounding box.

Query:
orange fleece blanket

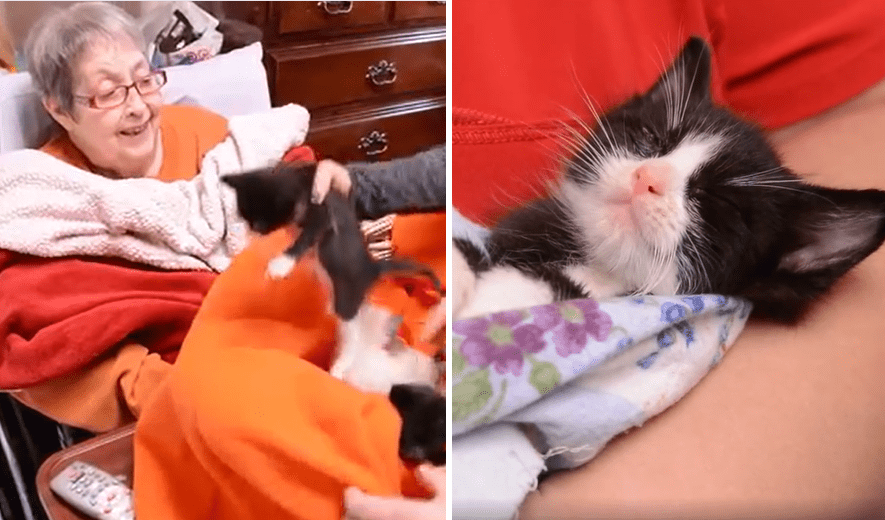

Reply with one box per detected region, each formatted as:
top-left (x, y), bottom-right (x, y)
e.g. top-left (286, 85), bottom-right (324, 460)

top-left (133, 212), bottom-right (445, 520)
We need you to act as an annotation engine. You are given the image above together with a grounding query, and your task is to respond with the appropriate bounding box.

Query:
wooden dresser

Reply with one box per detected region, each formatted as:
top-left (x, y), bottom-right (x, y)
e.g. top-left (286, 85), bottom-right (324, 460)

top-left (202, 1), bottom-right (446, 162)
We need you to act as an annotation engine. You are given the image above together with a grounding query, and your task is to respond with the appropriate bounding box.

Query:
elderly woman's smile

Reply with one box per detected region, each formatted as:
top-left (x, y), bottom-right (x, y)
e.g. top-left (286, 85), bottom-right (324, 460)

top-left (43, 36), bottom-right (164, 179)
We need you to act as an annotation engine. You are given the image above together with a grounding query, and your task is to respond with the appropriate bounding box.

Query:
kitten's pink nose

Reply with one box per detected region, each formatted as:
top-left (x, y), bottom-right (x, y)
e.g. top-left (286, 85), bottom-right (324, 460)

top-left (632, 164), bottom-right (667, 197)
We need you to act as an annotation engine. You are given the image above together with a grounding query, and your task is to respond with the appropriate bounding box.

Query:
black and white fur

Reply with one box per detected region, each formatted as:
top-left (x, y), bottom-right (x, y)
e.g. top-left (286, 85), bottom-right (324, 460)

top-left (455, 37), bottom-right (885, 323)
top-left (223, 162), bottom-right (441, 392)
top-left (389, 383), bottom-right (446, 466)
top-left (222, 162), bottom-right (441, 321)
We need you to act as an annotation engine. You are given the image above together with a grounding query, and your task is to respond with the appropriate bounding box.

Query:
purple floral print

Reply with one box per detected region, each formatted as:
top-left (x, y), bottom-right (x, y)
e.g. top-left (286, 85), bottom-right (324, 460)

top-left (531, 299), bottom-right (613, 357)
top-left (454, 310), bottom-right (544, 375)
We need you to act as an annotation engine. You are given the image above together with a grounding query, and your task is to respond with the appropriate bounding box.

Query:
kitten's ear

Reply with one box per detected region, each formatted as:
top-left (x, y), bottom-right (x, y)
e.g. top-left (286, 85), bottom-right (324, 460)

top-left (778, 187), bottom-right (885, 274)
top-left (220, 174), bottom-right (247, 189)
top-left (746, 186), bottom-right (885, 321)
top-left (221, 170), bottom-right (267, 189)
top-left (389, 384), bottom-right (435, 411)
top-left (283, 160), bottom-right (318, 175)
top-left (648, 36), bottom-right (713, 108)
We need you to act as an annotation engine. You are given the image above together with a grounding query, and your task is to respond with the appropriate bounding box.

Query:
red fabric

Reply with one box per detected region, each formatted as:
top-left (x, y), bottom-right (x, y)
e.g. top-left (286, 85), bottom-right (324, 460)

top-left (0, 145), bottom-right (321, 390)
top-left (718, 0), bottom-right (885, 128)
top-left (453, 0), bottom-right (885, 224)
top-left (452, 0), bottom-right (721, 224)
top-left (0, 250), bottom-right (215, 389)
top-left (282, 145), bottom-right (317, 163)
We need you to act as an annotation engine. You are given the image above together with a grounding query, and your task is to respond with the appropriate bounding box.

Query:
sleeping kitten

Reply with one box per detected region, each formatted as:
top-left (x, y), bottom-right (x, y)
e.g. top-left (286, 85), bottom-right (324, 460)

top-left (455, 36), bottom-right (885, 323)
top-left (222, 161), bottom-right (441, 321)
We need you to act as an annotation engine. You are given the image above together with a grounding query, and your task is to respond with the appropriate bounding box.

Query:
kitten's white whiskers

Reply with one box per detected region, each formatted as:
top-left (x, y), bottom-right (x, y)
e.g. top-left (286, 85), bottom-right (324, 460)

top-left (568, 64), bottom-right (619, 156)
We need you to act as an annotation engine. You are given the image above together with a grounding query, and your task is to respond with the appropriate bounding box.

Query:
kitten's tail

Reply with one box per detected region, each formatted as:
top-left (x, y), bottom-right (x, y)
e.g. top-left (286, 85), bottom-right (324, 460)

top-left (377, 259), bottom-right (442, 294)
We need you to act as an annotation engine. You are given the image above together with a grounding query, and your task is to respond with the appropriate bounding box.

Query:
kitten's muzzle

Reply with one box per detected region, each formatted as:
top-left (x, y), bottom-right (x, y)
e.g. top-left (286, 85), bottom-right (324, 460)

top-left (632, 163), bottom-right (669, 197)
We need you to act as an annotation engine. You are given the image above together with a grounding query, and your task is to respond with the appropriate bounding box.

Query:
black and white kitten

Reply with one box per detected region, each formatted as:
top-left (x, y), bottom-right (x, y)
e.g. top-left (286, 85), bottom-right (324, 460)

top-left (222, 162), bottom-right (441, 321)
top-left (455, 36), bottom-right (885, 323)
top-left (223, 162), bottom-right (442, 393)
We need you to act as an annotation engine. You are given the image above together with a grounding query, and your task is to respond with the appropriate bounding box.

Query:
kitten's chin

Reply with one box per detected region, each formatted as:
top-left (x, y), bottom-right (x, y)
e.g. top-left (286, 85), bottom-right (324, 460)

top-left (559, 179), bottom-right (682, 295)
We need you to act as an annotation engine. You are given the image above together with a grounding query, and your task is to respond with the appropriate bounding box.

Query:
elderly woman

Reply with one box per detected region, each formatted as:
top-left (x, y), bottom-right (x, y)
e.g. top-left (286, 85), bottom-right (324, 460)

top-left (29, 2), bottom-right (228, 180)
top-left (9, 2), bottom-right (229, 432)
top-left (12, 2), bottom-right (448, 436)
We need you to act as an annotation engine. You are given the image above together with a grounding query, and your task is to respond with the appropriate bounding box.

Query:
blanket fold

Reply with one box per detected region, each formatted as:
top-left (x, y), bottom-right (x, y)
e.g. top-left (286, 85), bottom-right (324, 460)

top-left (451, 295), bottom-right (752, 520)
top-left (451, 211), bottom-right (753, 519)
top-left (0, 104), bottom-right (309, 272)
top-left (0, 250), bottom-right (217, 389)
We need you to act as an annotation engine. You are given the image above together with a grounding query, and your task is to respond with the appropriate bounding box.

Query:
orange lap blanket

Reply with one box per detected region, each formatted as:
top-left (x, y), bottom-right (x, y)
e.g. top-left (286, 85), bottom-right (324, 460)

top-left (133, 212), bottom-right (445, 520)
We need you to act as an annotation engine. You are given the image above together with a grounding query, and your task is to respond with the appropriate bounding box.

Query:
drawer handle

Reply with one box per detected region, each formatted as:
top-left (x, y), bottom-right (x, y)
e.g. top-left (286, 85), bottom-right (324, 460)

top-left (358, 130), bottom-right (389, 156)
top-left (318, 1), bottom-right (353, 15)
top-left (366, 60), bottom-right (398, 86)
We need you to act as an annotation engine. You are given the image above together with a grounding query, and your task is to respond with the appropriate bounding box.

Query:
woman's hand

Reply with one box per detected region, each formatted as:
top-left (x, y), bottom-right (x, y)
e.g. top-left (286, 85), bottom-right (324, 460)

top-left (313, 159), bottom-right (353, 204)
top-left (343, 465), bottom-right (446, 520)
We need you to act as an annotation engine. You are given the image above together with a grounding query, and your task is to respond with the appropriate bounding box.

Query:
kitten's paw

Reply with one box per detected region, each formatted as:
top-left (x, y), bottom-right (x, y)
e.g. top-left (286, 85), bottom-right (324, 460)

top-left (329, 361), bottom-right (347, 380)
top-left (266, 254), bottom-right (297, 280)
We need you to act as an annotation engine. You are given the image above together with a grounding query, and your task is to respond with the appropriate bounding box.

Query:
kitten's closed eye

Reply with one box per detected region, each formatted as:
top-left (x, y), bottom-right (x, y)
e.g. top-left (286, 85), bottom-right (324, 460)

top-left (460, 35), bottom-right (885, 323)
top-left (635, 125), bottom-right (661, 156)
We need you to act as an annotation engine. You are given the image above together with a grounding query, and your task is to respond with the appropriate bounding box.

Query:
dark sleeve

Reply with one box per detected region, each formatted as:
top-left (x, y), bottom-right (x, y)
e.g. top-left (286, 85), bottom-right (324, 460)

top-left (348, 145), bottom-right (446, 220)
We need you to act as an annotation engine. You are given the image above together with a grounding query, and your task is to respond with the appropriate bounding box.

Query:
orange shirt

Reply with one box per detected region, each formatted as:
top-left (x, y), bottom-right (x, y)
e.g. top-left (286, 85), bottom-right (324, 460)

top-left (41, 104), bottom-right (228, 181)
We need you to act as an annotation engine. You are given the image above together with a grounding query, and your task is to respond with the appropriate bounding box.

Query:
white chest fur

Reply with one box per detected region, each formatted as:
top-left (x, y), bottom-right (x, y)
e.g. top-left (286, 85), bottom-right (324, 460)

top-left (563, 264), bottom-right (627, 299)
top-left (456, 265), bottom-right (556, 319)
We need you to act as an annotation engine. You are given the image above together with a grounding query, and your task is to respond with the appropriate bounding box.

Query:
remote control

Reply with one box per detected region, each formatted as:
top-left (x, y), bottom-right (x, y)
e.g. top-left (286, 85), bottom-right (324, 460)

top-left (49, 461), bottom-right (134, 520)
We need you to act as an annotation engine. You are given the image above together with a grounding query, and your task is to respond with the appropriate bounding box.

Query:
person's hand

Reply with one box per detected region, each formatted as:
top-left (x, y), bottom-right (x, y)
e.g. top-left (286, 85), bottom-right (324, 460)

top-left (313, 159), bottom-right (353, 204)
top-left (342, 465), bottom-right (446, 520)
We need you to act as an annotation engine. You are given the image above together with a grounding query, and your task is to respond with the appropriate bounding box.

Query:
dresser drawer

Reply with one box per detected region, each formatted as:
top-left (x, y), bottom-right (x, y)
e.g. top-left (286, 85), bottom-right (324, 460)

top-left (275, 1), bottom-right (389, 35)
top-left (269, 27), bottom-right (445, 111)
top-left (392, 1), bottom-right (446, 22)
top-left (308, 97), bottom-right (445, 161)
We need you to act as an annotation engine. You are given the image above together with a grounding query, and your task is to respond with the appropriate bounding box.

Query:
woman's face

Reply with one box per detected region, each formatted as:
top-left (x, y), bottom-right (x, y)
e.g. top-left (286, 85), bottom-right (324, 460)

top-left (46, 36), bottom-right (163, 178)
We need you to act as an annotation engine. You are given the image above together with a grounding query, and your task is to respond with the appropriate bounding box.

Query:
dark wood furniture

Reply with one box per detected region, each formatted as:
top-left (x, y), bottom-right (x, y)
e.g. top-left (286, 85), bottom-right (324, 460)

top-left (204, 1), bottom-right (447, 161)
top-left (36, 425), bottom-right (135, 520)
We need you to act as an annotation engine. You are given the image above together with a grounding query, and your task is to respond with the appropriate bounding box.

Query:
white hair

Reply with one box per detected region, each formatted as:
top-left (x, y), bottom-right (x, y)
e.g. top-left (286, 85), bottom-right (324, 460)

top-left (24, 2), bottom-right (146, 114)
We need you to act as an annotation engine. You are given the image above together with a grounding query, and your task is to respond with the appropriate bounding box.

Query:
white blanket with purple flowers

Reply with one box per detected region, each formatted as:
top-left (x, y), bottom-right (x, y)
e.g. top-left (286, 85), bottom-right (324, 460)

top-left (450, 250), bottom-right (752, 518)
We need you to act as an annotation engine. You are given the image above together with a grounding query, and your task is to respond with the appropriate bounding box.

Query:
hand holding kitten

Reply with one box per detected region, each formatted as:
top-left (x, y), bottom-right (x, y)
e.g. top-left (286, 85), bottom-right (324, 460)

top-left (313, 159), bottom-right (353, 203)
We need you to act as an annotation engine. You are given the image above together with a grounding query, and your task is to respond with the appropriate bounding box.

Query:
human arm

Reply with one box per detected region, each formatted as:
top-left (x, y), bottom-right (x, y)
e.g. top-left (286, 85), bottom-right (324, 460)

top-left (313, 146), bottom-right (446, 221)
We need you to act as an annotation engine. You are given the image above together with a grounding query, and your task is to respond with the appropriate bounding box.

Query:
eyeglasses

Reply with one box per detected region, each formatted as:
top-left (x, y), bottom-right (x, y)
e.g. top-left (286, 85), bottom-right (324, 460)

top-left (74, 70), bottom-right (167, 109)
